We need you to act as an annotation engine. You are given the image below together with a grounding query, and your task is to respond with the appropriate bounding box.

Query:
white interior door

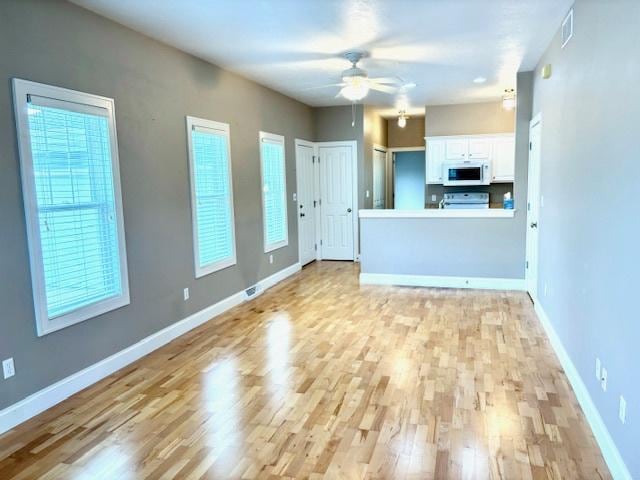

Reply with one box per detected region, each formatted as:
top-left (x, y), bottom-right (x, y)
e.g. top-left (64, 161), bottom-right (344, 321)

top-left (295, 141), bottom-right (316, 266)
top-left (372, 148), bottom-right (386, 209)
top-left (319, 144), bottom-right (355, 260)
top-left (526, 116), bottom-right (542, 299)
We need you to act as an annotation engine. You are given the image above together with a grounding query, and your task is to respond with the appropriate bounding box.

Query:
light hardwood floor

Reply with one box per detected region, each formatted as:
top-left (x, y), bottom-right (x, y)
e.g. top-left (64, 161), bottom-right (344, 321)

top-left (0, 261), bottom-right (610, 479)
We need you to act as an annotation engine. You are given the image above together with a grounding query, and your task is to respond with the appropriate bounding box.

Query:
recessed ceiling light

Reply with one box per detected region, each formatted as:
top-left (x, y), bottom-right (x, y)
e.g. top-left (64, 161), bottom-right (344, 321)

top-left (473, 77), bottom-right (487, 84)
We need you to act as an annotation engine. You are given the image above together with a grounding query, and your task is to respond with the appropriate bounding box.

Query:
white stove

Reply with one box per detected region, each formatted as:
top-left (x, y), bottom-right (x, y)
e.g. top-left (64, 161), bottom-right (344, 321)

top-left (442, 192), bottom-right (489, 209)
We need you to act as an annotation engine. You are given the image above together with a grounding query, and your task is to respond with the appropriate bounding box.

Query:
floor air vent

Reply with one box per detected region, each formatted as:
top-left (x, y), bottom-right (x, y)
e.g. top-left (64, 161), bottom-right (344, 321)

top-left (245, 285), bottom-right (258, 297)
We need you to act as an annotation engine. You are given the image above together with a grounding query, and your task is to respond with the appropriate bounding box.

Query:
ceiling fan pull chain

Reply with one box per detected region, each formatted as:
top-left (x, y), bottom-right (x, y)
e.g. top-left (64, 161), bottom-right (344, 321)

top-left (351, 102), bottom-right (355, 127)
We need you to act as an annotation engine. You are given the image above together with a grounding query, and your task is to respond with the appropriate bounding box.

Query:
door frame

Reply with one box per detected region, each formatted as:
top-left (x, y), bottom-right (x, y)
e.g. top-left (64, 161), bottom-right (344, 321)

top-left (526, 113), bottom-right (542, 300)
top-left (372, 143), bottom-right (387, 209)
top-left (295, 138), bottom-right (320, 265)
top-left (388, 146), bottom-right (426, 209)
top-left (316, 140), bottom-right (359, 261)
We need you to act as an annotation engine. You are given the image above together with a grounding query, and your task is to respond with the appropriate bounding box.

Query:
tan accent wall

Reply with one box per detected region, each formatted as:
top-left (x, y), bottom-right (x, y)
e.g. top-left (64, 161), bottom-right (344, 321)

top-left (387, 116), bottom-right (426, 148)
top-left (425, 101), bottom-right (515, 137)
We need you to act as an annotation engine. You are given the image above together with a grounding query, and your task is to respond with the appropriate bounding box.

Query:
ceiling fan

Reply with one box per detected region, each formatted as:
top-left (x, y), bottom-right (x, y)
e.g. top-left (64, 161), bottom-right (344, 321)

top-left (312, 51), bottom-right (413, 102)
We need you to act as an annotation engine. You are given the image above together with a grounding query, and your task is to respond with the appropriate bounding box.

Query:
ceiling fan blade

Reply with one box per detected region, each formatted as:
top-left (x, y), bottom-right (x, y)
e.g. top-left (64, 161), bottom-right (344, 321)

top-left (368, 77), bottom-right (403, 85)
top-left (368, 83), bottom-right (397, 94)
top-left (303, 83), bottom-right (345, 91)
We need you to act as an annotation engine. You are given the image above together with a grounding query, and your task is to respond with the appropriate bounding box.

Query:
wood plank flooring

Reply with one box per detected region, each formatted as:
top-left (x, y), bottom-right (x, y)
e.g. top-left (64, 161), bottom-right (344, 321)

top-left (0, 261), bottom-right (610, 479)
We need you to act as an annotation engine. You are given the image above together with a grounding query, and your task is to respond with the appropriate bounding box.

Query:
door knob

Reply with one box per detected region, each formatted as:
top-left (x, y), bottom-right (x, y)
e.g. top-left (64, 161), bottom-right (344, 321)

top-left (300, 213), bottom-right (305, 217)
top-left (347, 208), bottom-right (352, 213)
top-left (530, 222), bottom-right (538, 228)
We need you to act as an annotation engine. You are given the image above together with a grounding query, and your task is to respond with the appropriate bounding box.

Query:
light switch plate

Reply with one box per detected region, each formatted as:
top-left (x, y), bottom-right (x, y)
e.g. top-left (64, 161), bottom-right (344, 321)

top-left (3, 358), bottom-right (15, 379)
top-left (183, 288), bottom-right (189, 301)
top-left (269, 254), bottom-right (274, 264)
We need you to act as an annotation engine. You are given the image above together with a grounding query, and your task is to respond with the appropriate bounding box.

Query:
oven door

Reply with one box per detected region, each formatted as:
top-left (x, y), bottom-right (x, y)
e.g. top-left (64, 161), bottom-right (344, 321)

top-left (443, 162), bottom-right (488, 186)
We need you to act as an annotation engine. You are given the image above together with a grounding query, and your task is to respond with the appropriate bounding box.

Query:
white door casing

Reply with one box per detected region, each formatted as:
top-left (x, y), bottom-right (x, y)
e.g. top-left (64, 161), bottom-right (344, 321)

top-left (295, 139), bottom-right (317, 266)
top-left (318, 143), bottom-right (357, 260)
top-left (526, 114), bottom-right (542, 299)
top-left (372, 146), bottom-right (386, 209)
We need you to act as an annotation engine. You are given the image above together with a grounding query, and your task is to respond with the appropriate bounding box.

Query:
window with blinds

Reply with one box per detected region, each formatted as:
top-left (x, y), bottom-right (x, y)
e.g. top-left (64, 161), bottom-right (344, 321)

top-left (259, 132), bottom-right (288, 253)
top-left (186, 117), bottom-right (236, 277)
top-left (13, 79), bottom-right (129, 336)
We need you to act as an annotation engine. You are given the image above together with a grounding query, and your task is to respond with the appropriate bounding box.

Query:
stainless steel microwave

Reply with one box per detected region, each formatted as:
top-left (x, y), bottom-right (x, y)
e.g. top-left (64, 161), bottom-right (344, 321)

top-left (442, 160), bottom-right (490, 186)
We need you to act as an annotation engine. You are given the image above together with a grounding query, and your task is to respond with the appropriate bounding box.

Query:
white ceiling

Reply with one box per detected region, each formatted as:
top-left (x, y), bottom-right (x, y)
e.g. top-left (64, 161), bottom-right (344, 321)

top-left (72, 0), bottom-right (572, 116)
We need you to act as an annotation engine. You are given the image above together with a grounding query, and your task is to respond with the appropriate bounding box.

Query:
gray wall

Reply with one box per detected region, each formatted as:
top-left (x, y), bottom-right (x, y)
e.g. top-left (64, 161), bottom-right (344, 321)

top-left (532, 0), bottom-right (639, 474)
top-left (0, 0), bottom-right (314, 409)
top-left (314, 105), bottom-right (365, 210)
top-left (360, 217), bottom-right (524, 278)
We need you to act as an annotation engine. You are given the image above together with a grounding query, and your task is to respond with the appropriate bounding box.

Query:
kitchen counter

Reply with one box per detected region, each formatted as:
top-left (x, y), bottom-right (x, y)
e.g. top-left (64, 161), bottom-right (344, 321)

top-left (358, 207), bottom-right (525, 289)
top-left (359, 208), bottom-right (515, 219)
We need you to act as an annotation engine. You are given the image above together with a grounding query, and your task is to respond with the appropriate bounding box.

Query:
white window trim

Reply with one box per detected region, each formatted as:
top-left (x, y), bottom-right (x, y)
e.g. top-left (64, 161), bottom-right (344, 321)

top-left (12, 78), bottom-right (130, 336)
top-left (259, 131), bottom-right (289, 253)
top-left (186, 116), bottom-right (237, 278)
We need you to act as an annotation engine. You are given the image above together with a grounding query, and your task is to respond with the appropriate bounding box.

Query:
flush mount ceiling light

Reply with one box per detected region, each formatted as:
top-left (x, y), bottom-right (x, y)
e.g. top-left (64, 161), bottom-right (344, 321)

top-left (397, 110), bottom-right (409, 128)
top-left (473, 76), bottom-right (487, 84)
top-left (502, 89), bottom-right (516, 110)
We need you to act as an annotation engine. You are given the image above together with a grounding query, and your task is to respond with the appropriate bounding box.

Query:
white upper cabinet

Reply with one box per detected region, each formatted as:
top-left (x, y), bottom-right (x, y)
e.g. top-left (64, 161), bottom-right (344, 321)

top-left (426, 139), bottom-right (445, 184)
top-left (425, 133), bottom-right (515, 184)
top-left (445, 139), bottom-right (468, 160)
top-left (467, 138), bottom-right (492, 159)
top-left (491, 136), bottom-right (516, 182)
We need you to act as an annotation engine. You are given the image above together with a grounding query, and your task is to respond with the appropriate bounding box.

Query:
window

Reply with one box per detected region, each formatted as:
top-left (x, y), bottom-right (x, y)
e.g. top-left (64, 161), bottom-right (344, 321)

top-left (13, 79), bottom-right (129, 336)
top-left (186, 117), bottom-right (236, 277)
top-left (259, 131), bottom-right (288, 252)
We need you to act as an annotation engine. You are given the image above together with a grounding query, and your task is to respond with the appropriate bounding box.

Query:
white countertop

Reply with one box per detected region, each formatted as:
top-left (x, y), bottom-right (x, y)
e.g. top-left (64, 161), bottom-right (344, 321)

top-left (359, 208), bottom-right (516, 219)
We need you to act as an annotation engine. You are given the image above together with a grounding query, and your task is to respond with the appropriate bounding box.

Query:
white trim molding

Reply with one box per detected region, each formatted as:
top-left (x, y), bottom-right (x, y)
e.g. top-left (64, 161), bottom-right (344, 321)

top-left (533, 301), bottom-right (632, 480)
top-left (360, 272), bottom-right (525, 291)
top-left (359, 208), bottom-right (515, 219)
top-left (0, 262), bottom-right (301, 436)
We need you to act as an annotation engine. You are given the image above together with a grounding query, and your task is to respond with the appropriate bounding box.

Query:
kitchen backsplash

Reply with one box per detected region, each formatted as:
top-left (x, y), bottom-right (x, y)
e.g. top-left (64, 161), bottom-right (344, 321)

top-left (425, 183), bottom-right (514, 208)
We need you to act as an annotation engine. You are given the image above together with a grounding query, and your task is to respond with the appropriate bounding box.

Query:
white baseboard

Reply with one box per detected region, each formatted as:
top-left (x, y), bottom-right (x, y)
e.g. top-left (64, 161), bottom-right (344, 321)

top-left (534, 301), bottom-right (631, 480)
top-left (360, 272), bottom-right (525, 291)
top-left (0, 262), bottom-right (301, 436)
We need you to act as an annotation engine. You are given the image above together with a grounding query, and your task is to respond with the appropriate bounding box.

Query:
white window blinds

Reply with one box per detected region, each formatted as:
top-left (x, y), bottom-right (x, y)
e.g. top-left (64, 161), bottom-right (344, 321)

top-left (259, 132), bottom-right (288, 252)
top-left (187, 117), bottom-right (236, 277)
top-left (13, 79), bottom-right (129, 336)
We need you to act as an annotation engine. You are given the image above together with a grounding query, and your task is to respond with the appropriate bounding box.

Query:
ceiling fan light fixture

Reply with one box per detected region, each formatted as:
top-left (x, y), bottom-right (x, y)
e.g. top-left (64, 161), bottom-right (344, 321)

top-left (340, 76), bottom-right (369, 101)
top-left (397, 111), bottom-right (408, 128)
top-left (502, 89), bottom-right (516, 111)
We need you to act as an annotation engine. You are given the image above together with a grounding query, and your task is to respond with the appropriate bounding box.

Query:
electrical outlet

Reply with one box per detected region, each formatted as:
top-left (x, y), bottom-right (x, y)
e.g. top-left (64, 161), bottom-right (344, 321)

top-left (431, 194), bottom-right (437, 202)
top-left (3, 358), bottom-right (15, 379)
top-left (366, 190), bottom-right (370, 198)
top-left (183, 288), bottom-right (189, 301)
top-left (601, 367), bottom-right (607, 392)
top-left (292, 192), bottom-right (297, 202)
top-left (269, 254), bottom-right (274, 264)
top-left (619, 396), bottom-right (627, 424)
top-left (595, 358), bottom-right (601, 381)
